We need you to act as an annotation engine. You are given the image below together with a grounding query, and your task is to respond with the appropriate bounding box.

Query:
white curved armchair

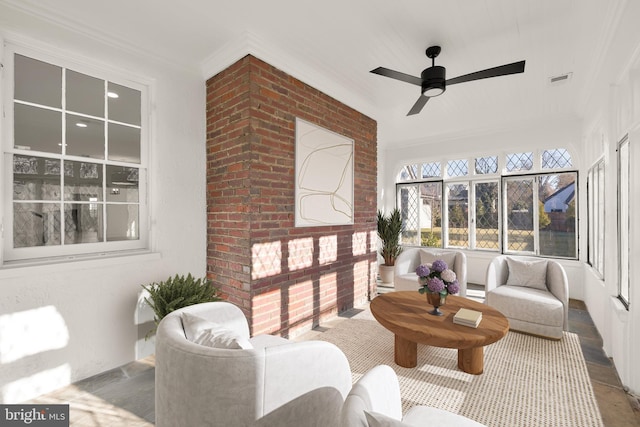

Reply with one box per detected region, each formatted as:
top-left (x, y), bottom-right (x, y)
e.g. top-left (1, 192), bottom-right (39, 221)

top-left (393, 247), bottom-right (467, 296)
top-left (485, 255), bottom-right (569, 340)
top-left (155, 301), bottom-right (352, 427)
top-left (341, 364), bottom-right (486, 427)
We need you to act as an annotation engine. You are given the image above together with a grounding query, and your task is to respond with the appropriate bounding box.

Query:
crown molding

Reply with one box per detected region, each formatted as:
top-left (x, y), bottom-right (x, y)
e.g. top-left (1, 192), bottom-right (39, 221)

top-left (0, 0), bottom-right (196, 75)
top-left (199, 30), bottom-right (376, 120)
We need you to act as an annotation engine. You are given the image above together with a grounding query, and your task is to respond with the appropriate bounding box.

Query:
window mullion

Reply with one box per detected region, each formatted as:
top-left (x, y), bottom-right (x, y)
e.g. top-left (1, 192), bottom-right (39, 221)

top-left (469, 182), bottom-right (476, 249)
top-left (61, 67), bottom-right (66, 246)
top-left (533, 176), bottom-right (540, 255)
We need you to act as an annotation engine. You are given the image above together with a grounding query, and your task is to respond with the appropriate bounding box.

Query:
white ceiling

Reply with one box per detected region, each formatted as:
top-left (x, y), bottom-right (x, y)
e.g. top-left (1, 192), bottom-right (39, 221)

top-left (0, 0), bottom-right (631, 147)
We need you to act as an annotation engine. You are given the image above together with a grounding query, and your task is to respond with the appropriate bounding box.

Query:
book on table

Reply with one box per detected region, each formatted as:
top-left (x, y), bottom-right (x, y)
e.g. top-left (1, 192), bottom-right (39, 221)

top-left (453, 308), bottom-right (483, 328)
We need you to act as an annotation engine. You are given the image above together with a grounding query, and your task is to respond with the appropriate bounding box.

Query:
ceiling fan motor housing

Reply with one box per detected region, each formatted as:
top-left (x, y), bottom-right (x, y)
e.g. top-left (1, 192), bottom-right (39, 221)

top-left (421, 65), bottom-right (446, 97)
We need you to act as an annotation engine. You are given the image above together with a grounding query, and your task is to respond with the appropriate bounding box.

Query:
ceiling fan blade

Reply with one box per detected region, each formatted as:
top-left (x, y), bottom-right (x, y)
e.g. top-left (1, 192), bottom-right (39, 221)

top-left (446, 60), bottom-right (525, 86)
top-left (370, 67), bottom-right (423, 86)
top-left (407, 95), bottom-right (429, 116)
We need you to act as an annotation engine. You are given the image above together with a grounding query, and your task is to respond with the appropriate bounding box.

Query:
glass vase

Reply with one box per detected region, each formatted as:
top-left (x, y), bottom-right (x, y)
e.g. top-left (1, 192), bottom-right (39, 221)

top-left (426, 292), bottom-right (447, 316)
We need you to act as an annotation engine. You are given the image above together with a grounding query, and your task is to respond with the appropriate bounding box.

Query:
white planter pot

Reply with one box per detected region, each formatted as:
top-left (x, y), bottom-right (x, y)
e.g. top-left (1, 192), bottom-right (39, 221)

top-left (379, 265), bottom-right (395, 284)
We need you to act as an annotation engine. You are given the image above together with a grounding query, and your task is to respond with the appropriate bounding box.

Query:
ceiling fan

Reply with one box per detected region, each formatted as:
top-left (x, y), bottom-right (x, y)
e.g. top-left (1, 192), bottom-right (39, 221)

top-left (370, 45), bottom-right (525, 116)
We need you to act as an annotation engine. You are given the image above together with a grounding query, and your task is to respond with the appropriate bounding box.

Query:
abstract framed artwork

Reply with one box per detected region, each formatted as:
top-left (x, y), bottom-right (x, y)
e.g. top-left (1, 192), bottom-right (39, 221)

top-left (295, 118), bottom-right (354, 227)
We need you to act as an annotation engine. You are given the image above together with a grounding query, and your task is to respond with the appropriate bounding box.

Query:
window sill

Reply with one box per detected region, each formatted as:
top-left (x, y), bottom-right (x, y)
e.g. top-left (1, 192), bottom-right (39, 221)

top-left (0, 250), bottom-right (161, 278)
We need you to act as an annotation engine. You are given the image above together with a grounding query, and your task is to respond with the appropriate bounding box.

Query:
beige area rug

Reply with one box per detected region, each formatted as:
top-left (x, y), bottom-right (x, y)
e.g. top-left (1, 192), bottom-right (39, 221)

top-left (308, 307), bottom-right (604, 427)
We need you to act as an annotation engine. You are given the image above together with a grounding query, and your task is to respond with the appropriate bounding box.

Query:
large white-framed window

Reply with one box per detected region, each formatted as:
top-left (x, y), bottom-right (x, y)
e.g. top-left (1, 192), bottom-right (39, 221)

top-left (396, 148), bottom-right (576, 258)
top-left (502, 172), bottom-right (577, 258)
top-left (617, 136), bottom-right (630, 308)
top-left (587, 158), bottom-right (605, 277)
top-left (2, 45), bottom-right (149, 263)
top-left (397, 181), bottom-right (443, 247)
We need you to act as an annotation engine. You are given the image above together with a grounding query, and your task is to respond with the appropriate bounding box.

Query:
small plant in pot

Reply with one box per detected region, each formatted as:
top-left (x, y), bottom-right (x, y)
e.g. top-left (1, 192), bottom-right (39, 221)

top-left (377, 208), bottom-right (404, 284)
top-left (142, 273), bottom-right (220, 337)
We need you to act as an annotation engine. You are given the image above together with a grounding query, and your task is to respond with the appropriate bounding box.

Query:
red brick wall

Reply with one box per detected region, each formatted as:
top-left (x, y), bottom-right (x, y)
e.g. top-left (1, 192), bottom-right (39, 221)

top-left (206, 55), bottom-right (378, 337)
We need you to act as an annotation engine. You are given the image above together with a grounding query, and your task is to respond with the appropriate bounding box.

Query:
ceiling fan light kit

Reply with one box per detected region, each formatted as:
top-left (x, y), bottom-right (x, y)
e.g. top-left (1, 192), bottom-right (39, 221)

top-left (421, 66), bottom-right (446, 97)
top-left (371, 45), bottom-right (525, 116)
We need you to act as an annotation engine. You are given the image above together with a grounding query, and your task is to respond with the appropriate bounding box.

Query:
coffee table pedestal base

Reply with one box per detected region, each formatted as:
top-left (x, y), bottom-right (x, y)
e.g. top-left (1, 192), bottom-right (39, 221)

top-left (394, 335), bottom-right (418, 368)
top-left (458, 347), bottom-right (483, 375)
top-left (394, 334), bottom-right (485, 375)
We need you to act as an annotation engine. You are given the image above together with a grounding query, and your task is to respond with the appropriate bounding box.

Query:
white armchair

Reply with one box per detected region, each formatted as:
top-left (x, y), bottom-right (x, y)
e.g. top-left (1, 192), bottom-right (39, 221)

top-left (341, 364), bottom-right (486, 427)
top-left (485, 255), bottom-right (569, 340)
top-left (155, 301), bottom-right (352, 427)
top-left (393, 247), bottom-right (467, 296)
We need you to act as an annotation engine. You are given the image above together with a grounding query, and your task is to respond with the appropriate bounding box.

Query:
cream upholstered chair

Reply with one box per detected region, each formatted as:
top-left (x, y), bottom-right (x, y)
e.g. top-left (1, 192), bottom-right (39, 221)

top-left (485, 255), bottom-right (569, 340)
top-left (393, 247), bottom-right (467, 296)
top-left (341, 364), bottom-right (486, 427)
top-left (155, 301), bottom-right (352, 427)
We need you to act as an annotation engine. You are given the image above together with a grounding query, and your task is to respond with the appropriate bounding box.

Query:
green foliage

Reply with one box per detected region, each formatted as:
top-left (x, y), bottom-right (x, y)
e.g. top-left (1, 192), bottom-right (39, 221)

top-left (566, 199), bottom-right (576, 220)
top-left (422, 231), bottom-right (441, 247)
top-left (142, 273), bottom-right (220, 331)
top-left (448, 204), bottom-right (466, 227)
top-left (538, 201), bottom-right (551, 229)
top-left (377, 208), bottom-right (404, 266)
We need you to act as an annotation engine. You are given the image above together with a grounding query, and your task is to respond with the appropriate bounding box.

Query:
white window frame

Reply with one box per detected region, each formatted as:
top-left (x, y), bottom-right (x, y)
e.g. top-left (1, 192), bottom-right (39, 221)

top-left (1, 43), bottom-right (151, 264)
top-left (502, 175), bottom-right (539, 255)
top-left (471, 179), bottom-right (501, 252)
top-left (396, 148), bottom-right (576, 259)
top-left (617, 135), bottom-right (630, 308)
top-left (587, 157), bottom-right (605, 277)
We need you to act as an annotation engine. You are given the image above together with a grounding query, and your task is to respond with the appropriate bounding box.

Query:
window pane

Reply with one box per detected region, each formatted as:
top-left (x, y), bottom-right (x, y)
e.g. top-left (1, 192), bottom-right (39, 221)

top-left (398, 184), bottom-right (420, 245)
top-left (14, 104), bottom-right (62, 152)
top-left (420, 182), bottom-right (442, 247)
top-left (587, 170), bottom-right (595, 266)
top-left (14, 54), bottom-right (62, 108)
top-left (106, 204), bottom-right (139, 241)
top-left (108, 82), bottom-right (141, 126)
top-left (64, 161), bottom-right (103, 202)
top-left (66, 114), bottom-right (105, 159)
top-left (475, 156), bottom-right (498, 174)
top-left (422, 162), bottom-right (441, 178)
top-left (399, 182), bottom-right (442, 247)
top-left (506, 152), bottom-right (533, 172)
top-left (108, 123), bottom-right (141, 163)
top-left (399, 165), bottom-right (419, 181)
top-left (106, 166), bottom-right (139, 202)
top-left (13, 202), bottom-right (61, 247)
top-left (505, 178), bottom-right (534, 252)
top-left (539, 173), bottom-right (577, 257)
top-left (447, 183), bottom-right (469, 248)
top-left (597, 162), bottom-right (605, 274)
top-left (618, 139), bottom-right (630, 304)
top-left (475, 182), bottom-right (499, 249)
top-left (542, 148), bottom-right (572, 169)
top-left (447, 159), bottom-right (468, 177)
top-left (13, 156), bottom-right (60, 201)
top-left (64, 203), bottom-right (104, 244)
top-left (66, 70), bottom-right (104, 117)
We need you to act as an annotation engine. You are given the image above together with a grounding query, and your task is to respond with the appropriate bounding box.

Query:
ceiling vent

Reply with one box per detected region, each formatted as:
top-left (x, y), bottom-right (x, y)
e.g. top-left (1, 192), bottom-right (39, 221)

top-left (549, 72), bottom-right (572, 84)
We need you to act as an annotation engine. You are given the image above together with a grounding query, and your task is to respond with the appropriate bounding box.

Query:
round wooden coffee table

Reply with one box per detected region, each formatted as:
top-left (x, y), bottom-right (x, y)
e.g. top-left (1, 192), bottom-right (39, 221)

top-left (370, 292), bottom-right (509, 374)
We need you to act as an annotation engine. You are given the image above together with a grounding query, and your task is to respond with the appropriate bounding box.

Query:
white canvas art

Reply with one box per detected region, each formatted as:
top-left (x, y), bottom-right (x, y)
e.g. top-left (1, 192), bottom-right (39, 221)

top-left (295, 118), bottom-right (354, 227)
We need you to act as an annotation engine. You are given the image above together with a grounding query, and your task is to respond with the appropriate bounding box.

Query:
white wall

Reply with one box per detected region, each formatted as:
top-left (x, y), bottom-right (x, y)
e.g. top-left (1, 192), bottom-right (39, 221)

top-left (0, 10), bottom-right (207, 403)
top-left (579, 0), bottom-right (640, 396)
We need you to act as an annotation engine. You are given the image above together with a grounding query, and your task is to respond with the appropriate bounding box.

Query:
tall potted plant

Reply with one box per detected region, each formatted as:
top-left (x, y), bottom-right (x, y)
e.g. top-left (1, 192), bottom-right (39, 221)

top-left (377, 208), bottom-right (404, 284)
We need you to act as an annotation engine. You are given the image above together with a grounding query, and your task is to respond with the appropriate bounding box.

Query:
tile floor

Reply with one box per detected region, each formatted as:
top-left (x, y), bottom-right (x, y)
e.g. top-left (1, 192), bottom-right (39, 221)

top-left (26, 288), bottom-right (640, 426)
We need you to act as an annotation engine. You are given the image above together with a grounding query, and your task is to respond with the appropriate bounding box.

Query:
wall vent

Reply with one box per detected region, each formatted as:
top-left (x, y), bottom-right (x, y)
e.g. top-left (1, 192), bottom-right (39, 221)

top-left (549, 72), bottom-right (572, 84)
